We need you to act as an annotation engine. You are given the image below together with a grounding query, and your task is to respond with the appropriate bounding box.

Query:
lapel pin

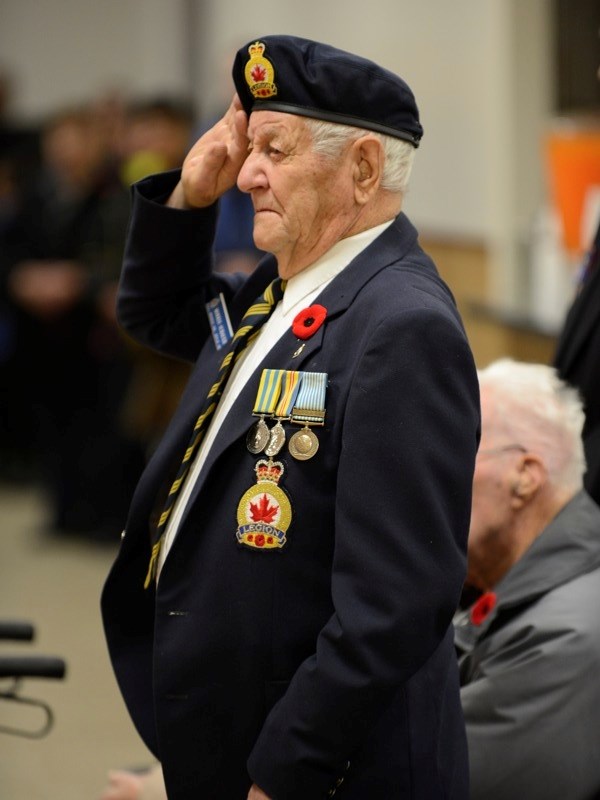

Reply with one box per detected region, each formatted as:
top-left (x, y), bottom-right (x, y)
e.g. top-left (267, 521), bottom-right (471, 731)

top-left (292, 344), bottom-right (305, 359)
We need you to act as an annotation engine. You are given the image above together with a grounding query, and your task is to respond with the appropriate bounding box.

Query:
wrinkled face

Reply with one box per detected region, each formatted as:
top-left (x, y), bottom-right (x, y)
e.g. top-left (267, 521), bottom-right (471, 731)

top-left (467, 389), bottom-right (523, 589)
top-left (237, 111), bottom-right (357, 278)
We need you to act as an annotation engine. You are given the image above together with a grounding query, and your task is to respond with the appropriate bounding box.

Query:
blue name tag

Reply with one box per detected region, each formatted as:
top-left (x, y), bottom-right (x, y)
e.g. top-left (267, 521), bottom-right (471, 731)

top-left (206, 293), bottom-right (234, 350)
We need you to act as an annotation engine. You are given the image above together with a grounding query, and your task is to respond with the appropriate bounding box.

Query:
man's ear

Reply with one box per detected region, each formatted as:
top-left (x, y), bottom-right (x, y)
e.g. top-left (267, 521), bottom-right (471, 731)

top-left (351, 135), bottom-right (384, 204)
top-left (510, 455), bottom-right (546, 506)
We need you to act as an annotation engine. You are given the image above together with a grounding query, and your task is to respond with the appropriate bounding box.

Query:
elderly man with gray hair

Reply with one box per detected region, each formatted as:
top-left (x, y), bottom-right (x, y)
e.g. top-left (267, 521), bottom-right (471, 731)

top-left (455, 358), bottom-right (600, 800)
top-left (102, 34), bottom-right (479, 800)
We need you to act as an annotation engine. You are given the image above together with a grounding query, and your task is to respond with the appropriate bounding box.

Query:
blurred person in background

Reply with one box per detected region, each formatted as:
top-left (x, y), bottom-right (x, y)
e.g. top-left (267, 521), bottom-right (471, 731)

top-left (455, 358), bottom-right (600, 800)
top-left (115, 96), bottom-right (198, 457)
top-left (0, 67), bottom-right (41, 478)
top-left (119, 97), bottom-right (196, 186)
top-left (1, 103), bottom-right (145, 538)
top-left (0, 68), bottom-right (41, 228)
top-left (0, 69), bottom-right (41, 232)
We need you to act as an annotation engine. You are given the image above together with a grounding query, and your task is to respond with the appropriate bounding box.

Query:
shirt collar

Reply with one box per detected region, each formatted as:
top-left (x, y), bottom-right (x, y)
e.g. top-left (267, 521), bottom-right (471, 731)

top-left (281, 219), bottom-right (394, 314)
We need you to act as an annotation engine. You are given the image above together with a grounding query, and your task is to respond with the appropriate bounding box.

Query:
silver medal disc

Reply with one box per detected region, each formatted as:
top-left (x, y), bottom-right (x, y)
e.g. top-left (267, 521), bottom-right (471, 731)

top-left (265, 421), bottom-right (286, 457)
top-left (288, 427), bottom-right (319, 461)
top-left (246, 417), bottom-right (270, 454)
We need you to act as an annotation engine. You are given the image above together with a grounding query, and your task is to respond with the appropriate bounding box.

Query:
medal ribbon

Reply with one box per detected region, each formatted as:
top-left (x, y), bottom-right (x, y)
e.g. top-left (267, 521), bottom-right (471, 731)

top-left (252, 369), bottom-right (285, 416)
top-left (291, 372), bottom-right (328, 425)
top-left (274, 371), bottom-right (303, 418)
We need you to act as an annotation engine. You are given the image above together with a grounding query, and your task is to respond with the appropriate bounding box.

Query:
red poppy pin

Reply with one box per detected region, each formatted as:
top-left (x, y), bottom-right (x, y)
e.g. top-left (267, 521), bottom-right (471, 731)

top-left (292, 304), bottom-right (327, 340)
top-left (470, 591), bottom-right (497, 626)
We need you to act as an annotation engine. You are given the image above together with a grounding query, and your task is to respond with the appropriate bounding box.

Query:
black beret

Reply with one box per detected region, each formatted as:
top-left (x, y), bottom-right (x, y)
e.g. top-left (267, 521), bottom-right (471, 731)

top-left (232, 35), bottom-right (423, 148)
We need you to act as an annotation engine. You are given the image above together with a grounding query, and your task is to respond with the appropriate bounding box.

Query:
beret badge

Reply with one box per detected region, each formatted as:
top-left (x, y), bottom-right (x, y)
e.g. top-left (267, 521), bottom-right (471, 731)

top-left (244, 41), bottom-right (278, 100)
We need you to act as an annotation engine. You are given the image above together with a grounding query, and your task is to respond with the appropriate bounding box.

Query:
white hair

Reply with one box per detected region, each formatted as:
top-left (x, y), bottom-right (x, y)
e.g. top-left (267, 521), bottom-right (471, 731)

top-left (304, 118), bottom-right (415, 194)
top-left (478, 358), bottom-right (586, 494)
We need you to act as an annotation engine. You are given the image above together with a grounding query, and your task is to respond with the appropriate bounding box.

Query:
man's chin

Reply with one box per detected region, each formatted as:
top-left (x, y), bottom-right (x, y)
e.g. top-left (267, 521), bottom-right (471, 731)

top-left (252, 222), bottom-right (283, 255)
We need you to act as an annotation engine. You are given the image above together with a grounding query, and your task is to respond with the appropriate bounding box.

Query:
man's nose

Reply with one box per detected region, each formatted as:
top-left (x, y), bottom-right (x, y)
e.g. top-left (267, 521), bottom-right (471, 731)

top-left (237, 151), bottom-right (265, 193)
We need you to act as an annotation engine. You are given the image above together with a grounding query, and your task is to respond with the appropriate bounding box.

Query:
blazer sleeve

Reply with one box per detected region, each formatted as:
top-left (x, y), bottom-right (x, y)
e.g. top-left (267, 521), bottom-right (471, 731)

top-left (116, 170), bottom-right (244, 363)
top-left (248, 304), bottom-right (480, 798)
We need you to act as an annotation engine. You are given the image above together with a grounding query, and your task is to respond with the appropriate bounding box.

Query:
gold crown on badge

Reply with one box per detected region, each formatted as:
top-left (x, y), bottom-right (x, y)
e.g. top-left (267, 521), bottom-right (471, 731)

top-left (236, 459), bottom-right (292, 551)
top-left (255, 458), bottom-right (283, 483)
top-left (244, 41), bottom-right (278, 99)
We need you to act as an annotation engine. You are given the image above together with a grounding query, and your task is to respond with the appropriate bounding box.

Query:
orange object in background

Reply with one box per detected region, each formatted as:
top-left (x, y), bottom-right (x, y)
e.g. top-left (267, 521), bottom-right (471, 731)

top-left (545, 127), bottom-right (600, 256)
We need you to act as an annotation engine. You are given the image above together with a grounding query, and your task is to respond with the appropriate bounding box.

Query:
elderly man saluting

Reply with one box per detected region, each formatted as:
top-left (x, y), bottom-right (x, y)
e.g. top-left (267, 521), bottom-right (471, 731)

top-left (102, 36), bottom-right (480, 799)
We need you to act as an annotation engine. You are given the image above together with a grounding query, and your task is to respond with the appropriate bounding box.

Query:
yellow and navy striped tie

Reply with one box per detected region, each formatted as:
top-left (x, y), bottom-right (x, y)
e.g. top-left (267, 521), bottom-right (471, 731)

top-left (144, 277), bottom-right (286, 588)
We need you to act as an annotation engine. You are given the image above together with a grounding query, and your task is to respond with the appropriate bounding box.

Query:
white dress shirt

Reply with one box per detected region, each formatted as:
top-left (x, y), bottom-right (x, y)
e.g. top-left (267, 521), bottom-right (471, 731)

top-left (157, 220), bottom-right (392, 576)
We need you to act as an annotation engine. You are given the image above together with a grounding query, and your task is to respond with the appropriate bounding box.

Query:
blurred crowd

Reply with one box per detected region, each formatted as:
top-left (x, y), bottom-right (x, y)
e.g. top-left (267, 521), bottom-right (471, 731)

top-left (0, 74), bottom-right (262, 540)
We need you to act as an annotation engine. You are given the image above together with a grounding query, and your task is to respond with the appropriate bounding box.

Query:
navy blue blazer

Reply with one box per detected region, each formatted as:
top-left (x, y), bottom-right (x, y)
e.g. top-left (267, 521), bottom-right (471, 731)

top-left (102, 171), bottom-right (480, 799)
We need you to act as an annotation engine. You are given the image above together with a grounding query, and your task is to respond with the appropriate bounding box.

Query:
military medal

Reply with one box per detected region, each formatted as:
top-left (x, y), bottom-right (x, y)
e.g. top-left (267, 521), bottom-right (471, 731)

top-left (289, 427), bottom-right (319, 459)
top-left (288, 372), bottom-right (328, 461)
top-left (288, 427), bottom-right (320, 460)
top-left (246, 416), bottom-right (270, 454)
top-left (246, 368), bottom-right (285, 454)
top-left (264, 370), bottom-right (302, 456)
top-left (236, 459), bottom-right (292, 550)
top-left (264, 421), bottom-right (286, 457)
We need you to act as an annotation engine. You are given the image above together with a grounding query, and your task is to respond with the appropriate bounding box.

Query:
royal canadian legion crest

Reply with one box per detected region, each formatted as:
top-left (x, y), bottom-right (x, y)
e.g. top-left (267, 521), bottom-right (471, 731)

top-left (244, 41), bottom-right (278, 99)
top-left (236, 459), bottom-right (292, 550)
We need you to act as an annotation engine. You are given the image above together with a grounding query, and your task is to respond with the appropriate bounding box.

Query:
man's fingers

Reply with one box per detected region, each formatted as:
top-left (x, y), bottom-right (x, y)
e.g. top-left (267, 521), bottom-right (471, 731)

top-left (181, 143), bottom-right (228, 207)
top-left (173, 94), bottom-right (249, 208)
top-left (188, 142), bottom-right (228, 173)
top-left (231, 108), bottom-right (249, 153)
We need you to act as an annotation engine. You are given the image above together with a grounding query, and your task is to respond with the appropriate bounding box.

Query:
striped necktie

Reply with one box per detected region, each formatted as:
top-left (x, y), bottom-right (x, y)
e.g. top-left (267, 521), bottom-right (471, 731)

top-left (144, 276), bottom-right (287, 588)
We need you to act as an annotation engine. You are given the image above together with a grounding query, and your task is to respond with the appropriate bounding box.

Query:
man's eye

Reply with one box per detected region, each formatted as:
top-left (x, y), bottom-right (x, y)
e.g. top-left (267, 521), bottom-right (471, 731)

top-left (267, 146), bottom-right (284, 158)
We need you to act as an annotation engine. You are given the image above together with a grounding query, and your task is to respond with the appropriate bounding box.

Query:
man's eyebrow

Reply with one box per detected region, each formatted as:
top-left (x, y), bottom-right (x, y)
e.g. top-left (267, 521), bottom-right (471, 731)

top-left (247, 124), bottom-right (289, 143)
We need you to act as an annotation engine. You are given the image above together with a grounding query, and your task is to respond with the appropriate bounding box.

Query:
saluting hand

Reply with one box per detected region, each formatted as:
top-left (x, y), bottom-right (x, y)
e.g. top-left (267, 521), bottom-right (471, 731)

top-left (167, 93), bottom-right (248, 210)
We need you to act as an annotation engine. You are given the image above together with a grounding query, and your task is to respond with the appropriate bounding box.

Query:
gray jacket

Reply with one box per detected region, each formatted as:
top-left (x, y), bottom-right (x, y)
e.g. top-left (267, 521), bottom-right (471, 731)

top-left (455, 490), bottom-right (600, 800)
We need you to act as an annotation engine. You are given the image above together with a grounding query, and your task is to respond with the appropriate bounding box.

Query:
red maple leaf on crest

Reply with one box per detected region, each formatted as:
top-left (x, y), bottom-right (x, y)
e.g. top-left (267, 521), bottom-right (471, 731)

top-left (249, 493), bottom-right (278, 524)
top-left (250, 64), bottom-right (267, 82)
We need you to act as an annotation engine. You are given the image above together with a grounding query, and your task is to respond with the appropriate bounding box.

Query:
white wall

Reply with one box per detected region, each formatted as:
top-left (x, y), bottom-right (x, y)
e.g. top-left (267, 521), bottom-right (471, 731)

top-left (0, 0), bottom-right (191, 117)
top-left (0, 0), bottom-right (556, 309)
